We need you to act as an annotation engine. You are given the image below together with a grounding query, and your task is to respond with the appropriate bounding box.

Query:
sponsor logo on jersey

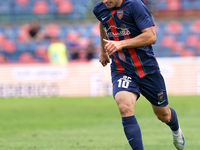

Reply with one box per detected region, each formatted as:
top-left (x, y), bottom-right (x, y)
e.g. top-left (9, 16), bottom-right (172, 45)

top-left (103, 25), bottom-right (130, 38)
top-left (117, 10), bottom-right (124, 19)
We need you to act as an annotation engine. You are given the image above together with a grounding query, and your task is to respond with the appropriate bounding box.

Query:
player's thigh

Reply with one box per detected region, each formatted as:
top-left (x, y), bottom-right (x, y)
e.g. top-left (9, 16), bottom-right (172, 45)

top-left (115, 91), bottom-right (138, 106)
top-left (112, 73), bottom-right (140, 117)
top-left (115, 91), bottom-right (138, 117)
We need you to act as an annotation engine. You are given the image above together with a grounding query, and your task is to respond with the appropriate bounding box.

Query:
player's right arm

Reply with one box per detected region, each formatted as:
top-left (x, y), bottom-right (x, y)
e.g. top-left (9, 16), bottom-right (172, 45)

top-left (99, 22), bottom-right (110, 67)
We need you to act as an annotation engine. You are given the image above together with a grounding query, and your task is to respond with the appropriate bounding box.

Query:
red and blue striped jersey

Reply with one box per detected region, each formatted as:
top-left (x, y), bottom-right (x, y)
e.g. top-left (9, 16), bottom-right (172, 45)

top-left (93, 0), bottom-right (159, 78)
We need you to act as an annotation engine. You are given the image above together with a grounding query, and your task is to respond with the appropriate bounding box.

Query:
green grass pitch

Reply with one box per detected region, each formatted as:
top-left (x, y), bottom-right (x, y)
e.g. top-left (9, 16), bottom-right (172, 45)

top-left (0, 95), bottom-right (199, 150)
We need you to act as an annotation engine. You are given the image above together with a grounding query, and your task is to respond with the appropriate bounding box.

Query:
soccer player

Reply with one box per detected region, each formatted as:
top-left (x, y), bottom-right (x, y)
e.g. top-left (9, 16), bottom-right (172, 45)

top-left (93, 0), bottom-right (185, 150)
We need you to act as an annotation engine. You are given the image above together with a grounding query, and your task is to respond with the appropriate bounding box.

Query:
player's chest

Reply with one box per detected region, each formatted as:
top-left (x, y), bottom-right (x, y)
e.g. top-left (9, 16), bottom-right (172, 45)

top-left (101, 9), bottom-right (133, 27)
top-left (100, 9), bottom-right (136, 38)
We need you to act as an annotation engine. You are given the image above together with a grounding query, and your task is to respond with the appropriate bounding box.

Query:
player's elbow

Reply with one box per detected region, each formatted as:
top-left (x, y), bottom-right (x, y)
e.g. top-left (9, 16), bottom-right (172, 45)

top-left (142, 27), bottom-right (157, 45)
top-left (150, 34), bottom-right (157, 45)
top-left (145, 32), bottom-right (157, 45)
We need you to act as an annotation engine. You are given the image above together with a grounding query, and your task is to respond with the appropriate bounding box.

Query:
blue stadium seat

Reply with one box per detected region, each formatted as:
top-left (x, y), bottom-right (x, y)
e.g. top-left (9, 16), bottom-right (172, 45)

top-left (16, 42), bottom-right (30, 53)
top-left (188, 0), bottom-right (200, 9)
top-left (3, 27), bottom-right (19, 40)
top-left (13, 0), bottom-right (32, 14)
top-left (155, 22), bottom-right (166, 44)
top-left (48, 2), bottom-right (57, 14)
top-left (58, 25), bottom-right (68, 38)
top-left (0, 1), bottom-right (12, 14)
top-left (155, 1), bottom-right (167, 10)
top-left (156, 47), bottom-right (171, 57)
top-left (7, 51), bottom-right (20, 62)
top-left (180, 22), bottom-right (191, 42)
top-left (181, 0), bottom-right (197, 10)
top-left (1, 17), bottom-right (200, 60)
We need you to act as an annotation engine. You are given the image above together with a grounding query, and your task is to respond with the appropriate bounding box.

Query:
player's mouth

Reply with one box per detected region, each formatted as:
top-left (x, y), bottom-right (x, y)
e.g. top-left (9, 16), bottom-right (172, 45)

top-left (105, 2), bottom-right (114, 8)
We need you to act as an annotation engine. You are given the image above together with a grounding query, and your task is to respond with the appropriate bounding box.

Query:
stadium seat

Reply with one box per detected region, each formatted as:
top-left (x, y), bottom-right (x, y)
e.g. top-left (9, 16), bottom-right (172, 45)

top-left (1, 39), bottom-right (16, 53)
top-left (180, 49), bottom-right (196, 57)
top-left (7, 51), bottom-right (20, 62)
top-left (0, 33), bottom-right (6, 47)
top-left (160, 35), bottom-right (176, 48)
top-left (0, 52), bottom-right (7, 63)
top-left (190, 20), bottom-right (200, 33)
top-left (18, 52), bottom-right (37, 63)
top-left (47, 2), bottom-right (57, 13)
top-left (78, 37), bottom-right (89, 48)
top-left (165, 21), bottom-right (182, 34)
top-left (183, 0), bottom-right (200, 10)
top-left (45, 23), bottom-right (60, 38)
top-left (32, 0), bottom-right (49, 14)
top-left (66, 30), bottom-right (80, 43)
top-left (196, 43), bottom-right (200, 56)
top-left (72, 4), bottom-right (87, 19)
top-left (15, 0), bottom-right (29, 6)
top-left (17, 30), bottom-right (30, 43)
top-left (13, 0), bottom-right (31, 14)
top-left (52, 0), bottom-right (65, 3)
top-left (4, 29), bottom-right (14, 40)
top-left (159, 35), bottom-right (177, 57)
top-left (92, 22), bottom-right (100, 36)
top-left (34, 45), bottom-right (49, 62)
top-left (94, 35), bottom-right (100, 46)
top-left (12, 26), bottom-right (20, 39)
top-left (17, 24), bottom-right (30, 43)
top-left (181, 0), bottom-right (190, 9)
top-left (0, 1), bottom-right (12, 14)
top-left (185, 34), bottom-right (200, 49)
top-left (155, 0), bottom-right (167, 11)
top-left (154, 22), bottom-right (166, 44)
top-left (59, 25), bottom-right (69, 38)
top-left (166, 0), bottom-right (181, 10)
top-left (171, 41), bottom-right (185, 57)
top-left (16, 42), bottom-right (29, 53)
top-left (179, 22), bottom-right (190, 41)
top-left (57, 0), bottom-right (73, 14)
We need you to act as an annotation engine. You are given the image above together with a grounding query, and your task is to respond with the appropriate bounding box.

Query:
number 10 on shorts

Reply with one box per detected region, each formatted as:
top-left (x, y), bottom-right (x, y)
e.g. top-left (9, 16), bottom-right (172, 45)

top-left (117, 76), bottom-right (132, 89)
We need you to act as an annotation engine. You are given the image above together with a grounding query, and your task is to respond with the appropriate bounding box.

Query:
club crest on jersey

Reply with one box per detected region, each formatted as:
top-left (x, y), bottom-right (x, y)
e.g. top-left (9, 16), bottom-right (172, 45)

top-left (158, 91), bottom-right (164, 101)
top-left (117, 10), bottom-right (124, 19)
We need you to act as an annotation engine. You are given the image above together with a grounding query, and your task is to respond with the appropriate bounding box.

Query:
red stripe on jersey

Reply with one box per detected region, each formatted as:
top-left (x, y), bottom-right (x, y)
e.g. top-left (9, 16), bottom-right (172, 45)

top-left (123, 35), bottom-right (146, 78)
top-left (107, 10), bottom-right (125, 73)
top-left (113, 55), bottom-right (124, 73)
top-left (111, 10), bottom-right (116, 17)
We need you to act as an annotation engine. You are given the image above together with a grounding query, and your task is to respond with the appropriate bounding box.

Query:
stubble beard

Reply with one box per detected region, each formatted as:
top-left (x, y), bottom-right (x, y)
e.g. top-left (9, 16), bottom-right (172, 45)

top-left (104, 0), bottom-right (120, 8)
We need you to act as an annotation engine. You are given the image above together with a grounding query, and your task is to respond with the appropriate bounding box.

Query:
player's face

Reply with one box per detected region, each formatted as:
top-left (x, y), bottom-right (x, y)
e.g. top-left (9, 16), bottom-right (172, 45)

top-left (103, 0), bottom-right (122, 8)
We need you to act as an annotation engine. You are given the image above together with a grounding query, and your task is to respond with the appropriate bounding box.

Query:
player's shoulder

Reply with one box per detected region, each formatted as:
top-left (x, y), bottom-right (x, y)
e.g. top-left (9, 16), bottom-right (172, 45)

top-left (124, 0), bottom-right (140, 4)
top-left (123, 0), bottom-right (148, 13)
top-left (124, 0), bottom-right (145, 7)
top-left (93, 1), bottom-right (105, 15)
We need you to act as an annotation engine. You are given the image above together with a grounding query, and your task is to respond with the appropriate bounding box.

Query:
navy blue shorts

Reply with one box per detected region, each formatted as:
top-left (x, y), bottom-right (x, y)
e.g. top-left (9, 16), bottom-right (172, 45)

top-left (112, 70), bottom-right (168, 106)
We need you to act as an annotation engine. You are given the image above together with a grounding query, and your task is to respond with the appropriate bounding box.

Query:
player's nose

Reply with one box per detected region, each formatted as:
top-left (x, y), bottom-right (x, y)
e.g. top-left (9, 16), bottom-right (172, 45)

top-left (103, 0), bottom-right (108, 3)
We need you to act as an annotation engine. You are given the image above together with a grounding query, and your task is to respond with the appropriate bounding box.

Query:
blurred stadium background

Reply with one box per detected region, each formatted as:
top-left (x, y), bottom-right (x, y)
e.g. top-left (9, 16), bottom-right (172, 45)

top-left (0, 1), bottom-right (200, 150)
top-left (0, 0), bottom-right (200, 97)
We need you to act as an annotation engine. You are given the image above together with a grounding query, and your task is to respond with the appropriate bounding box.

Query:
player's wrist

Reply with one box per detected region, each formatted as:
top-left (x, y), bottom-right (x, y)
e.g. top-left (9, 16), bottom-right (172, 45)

top-left (100, 48), bottom-right (107, 53)
top-left (120, 40), bottom-right (127, 49)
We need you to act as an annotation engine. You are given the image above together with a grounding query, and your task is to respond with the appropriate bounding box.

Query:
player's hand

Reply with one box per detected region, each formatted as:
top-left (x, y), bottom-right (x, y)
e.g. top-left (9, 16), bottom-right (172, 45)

top-left (99, 52), bottom-right (110, 67)
top-left (103, 39), bottom-right (122, 55)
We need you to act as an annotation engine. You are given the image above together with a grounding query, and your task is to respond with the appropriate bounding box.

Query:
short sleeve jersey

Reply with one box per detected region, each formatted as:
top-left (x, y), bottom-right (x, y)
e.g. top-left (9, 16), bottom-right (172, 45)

top-left (93, 0), bottom-right (159, 78)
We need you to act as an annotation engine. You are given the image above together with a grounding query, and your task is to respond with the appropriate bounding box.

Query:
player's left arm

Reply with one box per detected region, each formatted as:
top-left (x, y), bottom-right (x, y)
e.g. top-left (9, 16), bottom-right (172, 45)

top-left (104, 26), bottom-right (156, 55)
